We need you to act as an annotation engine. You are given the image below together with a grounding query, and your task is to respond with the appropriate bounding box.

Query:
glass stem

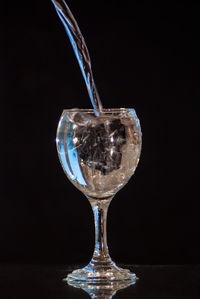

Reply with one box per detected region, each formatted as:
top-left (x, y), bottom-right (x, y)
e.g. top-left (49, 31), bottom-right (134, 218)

top-left (88, 197), bottom-right (113, 265)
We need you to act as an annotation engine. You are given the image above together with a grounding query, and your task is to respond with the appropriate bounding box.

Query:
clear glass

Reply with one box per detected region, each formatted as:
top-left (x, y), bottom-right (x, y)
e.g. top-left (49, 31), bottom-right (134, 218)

top-left (56, 108), bottom-right (142, 284)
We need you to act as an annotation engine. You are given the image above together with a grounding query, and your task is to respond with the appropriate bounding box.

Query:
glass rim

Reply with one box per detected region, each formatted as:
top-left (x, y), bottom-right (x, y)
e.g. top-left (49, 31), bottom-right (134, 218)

top-left (62, 108), bottom-right (136, 113)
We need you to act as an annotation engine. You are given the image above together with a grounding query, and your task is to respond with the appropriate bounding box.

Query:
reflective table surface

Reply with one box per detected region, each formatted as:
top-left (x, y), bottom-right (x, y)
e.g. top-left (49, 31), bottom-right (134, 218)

top-left (0, 264), bottom-right (199, 298)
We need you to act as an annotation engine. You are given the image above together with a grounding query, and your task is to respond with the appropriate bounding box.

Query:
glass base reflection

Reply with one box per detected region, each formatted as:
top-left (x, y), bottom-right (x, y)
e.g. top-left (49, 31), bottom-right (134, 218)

top-left (66, 271), bottom-right (137, 299)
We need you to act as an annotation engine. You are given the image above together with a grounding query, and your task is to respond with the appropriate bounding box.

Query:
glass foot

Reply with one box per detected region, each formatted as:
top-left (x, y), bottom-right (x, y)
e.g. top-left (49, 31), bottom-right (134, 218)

top-left (65, 259), bottom-right (137, 284)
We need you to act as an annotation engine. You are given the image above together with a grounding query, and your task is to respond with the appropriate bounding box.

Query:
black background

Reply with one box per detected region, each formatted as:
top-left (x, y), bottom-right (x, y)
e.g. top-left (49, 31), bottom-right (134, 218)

top-left (1, 0), bottom-right (200, 265)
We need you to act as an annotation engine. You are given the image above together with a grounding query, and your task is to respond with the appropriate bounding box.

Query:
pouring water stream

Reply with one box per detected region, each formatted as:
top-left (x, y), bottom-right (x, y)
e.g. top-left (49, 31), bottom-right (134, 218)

top-left (51, 0), bottom-right (103, 115)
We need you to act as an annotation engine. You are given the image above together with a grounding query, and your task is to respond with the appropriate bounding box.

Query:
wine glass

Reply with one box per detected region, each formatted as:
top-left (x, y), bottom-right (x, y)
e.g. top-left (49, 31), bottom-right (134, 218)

top-left (56, 108), bottom-right (142, 284)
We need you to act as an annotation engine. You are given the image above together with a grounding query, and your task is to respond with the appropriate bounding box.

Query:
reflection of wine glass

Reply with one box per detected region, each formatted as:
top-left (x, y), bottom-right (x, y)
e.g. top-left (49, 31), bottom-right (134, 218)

top-left (56, 108), bottom-right (142, 284)
top-left (68, 279), bottom-right (135, 299)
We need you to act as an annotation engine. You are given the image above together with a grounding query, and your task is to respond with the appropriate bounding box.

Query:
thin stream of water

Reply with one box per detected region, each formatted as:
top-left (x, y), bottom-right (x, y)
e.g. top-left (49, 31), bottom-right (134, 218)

top-left (51, 0), bottom-right (103, 115)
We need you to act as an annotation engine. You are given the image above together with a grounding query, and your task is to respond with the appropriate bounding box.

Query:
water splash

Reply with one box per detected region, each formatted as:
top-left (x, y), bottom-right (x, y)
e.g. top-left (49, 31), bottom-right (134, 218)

top-left (51, 0), bottom-right (103, 115)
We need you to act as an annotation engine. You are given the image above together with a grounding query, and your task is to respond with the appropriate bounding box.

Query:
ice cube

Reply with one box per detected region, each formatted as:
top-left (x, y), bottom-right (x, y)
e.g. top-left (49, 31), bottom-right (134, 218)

top-left (73, 112), bottom-right (95, 126)
top-left (73, 118), bottom-right (126, 175)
